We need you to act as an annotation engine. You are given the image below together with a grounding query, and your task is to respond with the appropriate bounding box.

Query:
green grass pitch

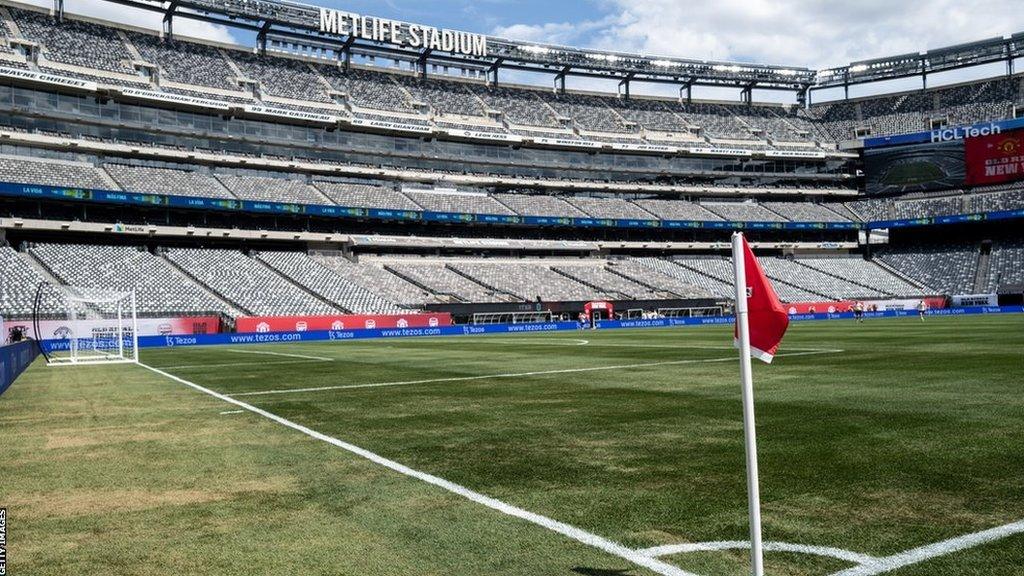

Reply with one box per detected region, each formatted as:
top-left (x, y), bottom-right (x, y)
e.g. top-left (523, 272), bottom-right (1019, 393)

top-left (2, 315), bottom-right (1023, 576)
top-left (880, 162), bottom-right (946, 186)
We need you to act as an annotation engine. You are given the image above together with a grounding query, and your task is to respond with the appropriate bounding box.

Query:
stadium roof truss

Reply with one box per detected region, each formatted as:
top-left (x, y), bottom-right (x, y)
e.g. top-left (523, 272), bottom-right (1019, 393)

top-left (79, 0), bottom-right (816, 96)
top-left (51, 0), bottom-right (1024, 100)
top-left (815, 33), bottom-right (1024, 93)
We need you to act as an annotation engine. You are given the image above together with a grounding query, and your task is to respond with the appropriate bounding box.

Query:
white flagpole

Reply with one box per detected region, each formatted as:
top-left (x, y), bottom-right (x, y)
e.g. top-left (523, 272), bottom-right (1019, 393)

top-left (731, 231), bottom-right (764, 576)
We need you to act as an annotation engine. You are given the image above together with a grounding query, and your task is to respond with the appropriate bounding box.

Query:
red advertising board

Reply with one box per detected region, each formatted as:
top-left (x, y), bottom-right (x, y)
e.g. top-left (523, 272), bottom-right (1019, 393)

top-left (235, 313), bottom-right (453, 333)
top-left (965, 129), bottom-right (1024, 185)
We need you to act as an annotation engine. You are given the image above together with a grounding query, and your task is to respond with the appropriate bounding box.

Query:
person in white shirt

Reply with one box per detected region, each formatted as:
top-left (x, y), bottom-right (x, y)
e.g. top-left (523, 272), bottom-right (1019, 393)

top-left (917, 300), bottom-right (927, 321)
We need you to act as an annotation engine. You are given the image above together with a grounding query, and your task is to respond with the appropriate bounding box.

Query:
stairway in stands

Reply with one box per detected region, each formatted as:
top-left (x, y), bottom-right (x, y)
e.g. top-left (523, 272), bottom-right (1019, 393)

top-left (444, 265), bottom-right (520, 302)
top-left (973, 242), bottom-right (992, 293)
top-left (252, 255), bottom-right (351, 313)
top-left (870, 257), bottom-right (934, 293)
top-left (605, 265), bottom-right (680, 299)
top-left (160, 252), bottom-right (250, 319)
top-left (21, 248), bottom-right (66, 287)
top-left (549, 267), bottom-right (624, 300)
top-left (792, 259), bottom-right (895, 297)
top-left (382, 264), bottom-right (465, 303)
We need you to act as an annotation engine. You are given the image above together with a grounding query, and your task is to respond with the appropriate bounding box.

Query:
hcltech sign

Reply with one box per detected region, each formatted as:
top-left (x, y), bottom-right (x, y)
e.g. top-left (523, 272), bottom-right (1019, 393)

top-left (864, 118), bottom-right (1024, 149)
top-left (319, 8), bottom-right (487, 57)
top-left (931, 122), bottom-right (1001, 143)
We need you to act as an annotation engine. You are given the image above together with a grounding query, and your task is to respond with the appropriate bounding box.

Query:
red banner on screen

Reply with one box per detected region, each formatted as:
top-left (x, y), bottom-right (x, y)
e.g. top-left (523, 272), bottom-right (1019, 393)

top-left (965, 130), bottom-right (1024, 185)
top-left (784, 301), bottom-right (854, 314)
top-left (783, 298), bottom-right (945, 315)
top-left (12, 316), bottom-right (220, 340)
top-left (235, 313), bottom-right (453, 333)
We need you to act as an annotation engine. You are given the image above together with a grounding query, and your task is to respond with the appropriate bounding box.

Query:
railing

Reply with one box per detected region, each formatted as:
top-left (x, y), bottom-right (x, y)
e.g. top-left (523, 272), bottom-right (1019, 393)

top-left (658, 306), bottom-right (726, 318)
top-left (471, 311), bottom-right (554, 325)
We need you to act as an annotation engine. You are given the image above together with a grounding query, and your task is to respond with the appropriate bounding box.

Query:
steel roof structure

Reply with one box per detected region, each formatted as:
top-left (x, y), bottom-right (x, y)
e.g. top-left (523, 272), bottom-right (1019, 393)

top-left (55, 0), bottom-right (1024, 99)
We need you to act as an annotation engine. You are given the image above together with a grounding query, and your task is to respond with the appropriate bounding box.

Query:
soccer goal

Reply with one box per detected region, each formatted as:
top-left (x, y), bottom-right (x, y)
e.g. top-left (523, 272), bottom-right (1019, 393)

top-left (33, 283), bottom-right (139, 366)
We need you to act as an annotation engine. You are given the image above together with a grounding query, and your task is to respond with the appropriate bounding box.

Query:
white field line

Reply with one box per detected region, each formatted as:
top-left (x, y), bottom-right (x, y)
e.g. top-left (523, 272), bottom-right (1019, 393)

top-left (639, 540), bottom-right (878, 565)
top-left (137, 361), bottom-right (698, 576)
top-left (224, 348), bottom-right (334, 361)
top-left (344, 336), bottom-right (830, 353)
top-left (227, 349), bottom-right (844, 398)
top-left (448, 338), bottom-right (836, 352)
top-left (471, 339), bottom-right (731, 349)
top-left (219, 409), bottom-right (245, 415)
top-left (573, 343), bottom-right (836, 352)
top-left (470, 338), bottom-right (592, 346)
top-left (158, 359), bottom-right (330, 370)
top-left (829, 519), bottom-right (1024, 576)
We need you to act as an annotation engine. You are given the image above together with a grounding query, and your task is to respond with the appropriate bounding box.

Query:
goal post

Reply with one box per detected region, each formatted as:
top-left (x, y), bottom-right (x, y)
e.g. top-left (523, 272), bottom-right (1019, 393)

top-left (33, 283), bottom-right (139, 366)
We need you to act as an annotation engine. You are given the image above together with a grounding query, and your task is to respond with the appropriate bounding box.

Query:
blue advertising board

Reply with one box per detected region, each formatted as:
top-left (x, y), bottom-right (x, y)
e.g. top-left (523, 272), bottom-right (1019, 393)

top-left (0, 181), bottom-right (862, 232)
top-left (867, 208), bottom-right (1024, 230)
top-left (0, 340), bottom-right (41, 396)
top-left (34, 305), bottom-right (1024, 354)
top-left (3, 179), bottom-right (1015, 234)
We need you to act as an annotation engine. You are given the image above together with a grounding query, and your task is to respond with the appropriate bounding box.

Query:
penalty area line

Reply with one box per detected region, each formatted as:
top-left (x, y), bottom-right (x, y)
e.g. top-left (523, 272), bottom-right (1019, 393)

top-left (158, 359), bottom-right (330, 370)
top-left (136, 361), bottom-right (698, 576)
top-left (227, 349), bottom-right (844, 398)
top-left (224, 348), bottom-right (334, 361)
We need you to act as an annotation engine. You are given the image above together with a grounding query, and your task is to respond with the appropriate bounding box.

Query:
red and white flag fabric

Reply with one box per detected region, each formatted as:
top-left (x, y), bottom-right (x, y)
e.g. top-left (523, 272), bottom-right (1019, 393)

top-left (734, 236), bottom-right (790, 363)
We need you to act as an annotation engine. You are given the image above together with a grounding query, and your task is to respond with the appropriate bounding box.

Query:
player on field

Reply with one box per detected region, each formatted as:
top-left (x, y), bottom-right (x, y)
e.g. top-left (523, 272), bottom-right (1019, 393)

top-left (917, 299), bottom-right (928, 321)
top-left (853, 301), bottom-right (864, 323)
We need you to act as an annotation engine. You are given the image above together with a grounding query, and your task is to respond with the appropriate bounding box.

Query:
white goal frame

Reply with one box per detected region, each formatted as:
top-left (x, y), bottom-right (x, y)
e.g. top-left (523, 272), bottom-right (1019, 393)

top-left (41, 287), bottom-right (139, 366)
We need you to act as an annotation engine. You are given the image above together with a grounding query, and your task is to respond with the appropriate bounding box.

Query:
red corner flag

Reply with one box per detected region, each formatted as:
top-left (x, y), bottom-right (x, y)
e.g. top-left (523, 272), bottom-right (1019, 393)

top-left (730, 232), bottom-right (790, 576)
top-left (733, 234), bottom-right (789, 363)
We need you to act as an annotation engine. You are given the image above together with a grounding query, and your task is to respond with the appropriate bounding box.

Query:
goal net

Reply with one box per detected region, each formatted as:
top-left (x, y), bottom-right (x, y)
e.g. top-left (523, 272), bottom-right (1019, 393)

top-left (33, 284), bottom-right (138, 366)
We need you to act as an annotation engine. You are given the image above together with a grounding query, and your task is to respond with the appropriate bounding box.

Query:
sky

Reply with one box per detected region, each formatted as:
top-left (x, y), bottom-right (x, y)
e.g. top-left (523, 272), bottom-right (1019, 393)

top-left (20, 0), bottom-right (1024, 102)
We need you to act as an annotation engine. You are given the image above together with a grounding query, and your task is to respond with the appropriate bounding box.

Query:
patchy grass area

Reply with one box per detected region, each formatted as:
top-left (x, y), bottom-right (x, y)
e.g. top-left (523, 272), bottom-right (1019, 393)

top-left (2, 315), bottom-right (1023, 575)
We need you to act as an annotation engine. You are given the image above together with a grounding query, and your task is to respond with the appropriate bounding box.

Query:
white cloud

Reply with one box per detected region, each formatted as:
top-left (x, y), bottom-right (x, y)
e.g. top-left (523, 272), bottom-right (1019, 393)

top-left (496, 0), bottom-right (1024, 71)
top-left (493, 14), bottom-right (623, 47)
top-left (18, 0), bottom-right (237, 43)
